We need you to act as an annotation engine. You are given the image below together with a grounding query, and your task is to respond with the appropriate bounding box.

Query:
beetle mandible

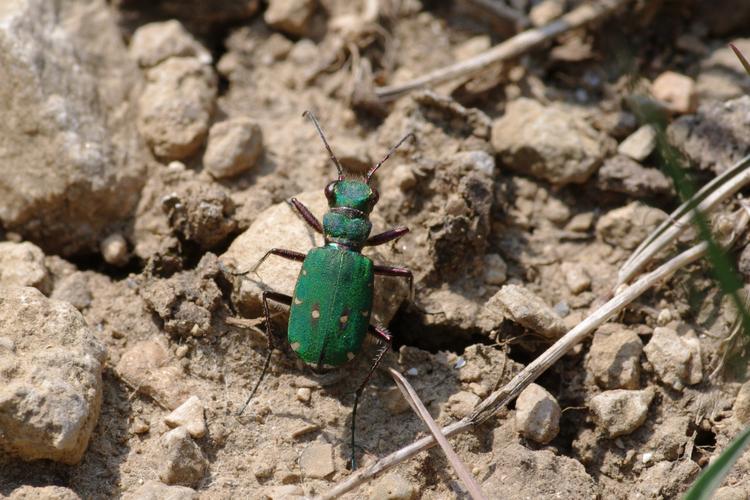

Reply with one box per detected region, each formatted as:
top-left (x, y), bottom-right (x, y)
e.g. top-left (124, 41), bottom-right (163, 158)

top-left (239, 111), bottom-right (415, 469)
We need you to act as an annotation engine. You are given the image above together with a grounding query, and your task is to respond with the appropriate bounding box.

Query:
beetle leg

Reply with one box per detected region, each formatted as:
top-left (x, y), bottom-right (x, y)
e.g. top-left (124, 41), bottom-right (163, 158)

top-left (373, 264), bottom-right (414, 301)
top-left (237, 291), bottom-right (292, 416)
top-left (350, 324), bottom-right (393, 470)
top-left (365, 226), bottom-right (409, 246)
top-left (289, 197), bottom-right (324, 234)
top-left (249, 248), bottom-right (306, 275)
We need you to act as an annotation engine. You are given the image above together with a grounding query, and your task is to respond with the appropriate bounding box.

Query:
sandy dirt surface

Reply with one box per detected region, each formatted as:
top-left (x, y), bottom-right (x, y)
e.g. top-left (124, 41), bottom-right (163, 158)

top-left (2, 0), bottom-right (750, 498)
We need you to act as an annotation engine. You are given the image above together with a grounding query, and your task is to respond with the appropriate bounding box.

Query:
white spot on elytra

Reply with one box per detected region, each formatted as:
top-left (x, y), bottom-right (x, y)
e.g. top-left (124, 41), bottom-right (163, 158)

top-left (302, 269), bottom-right (308, 275)
top-left (311, 310), bottom-right (320, 319)
top-left (291, 342), bottom-right (301, 351)
top-left (361, 310), bottom-right (369, 317)
top-left (339, 314), bottom-right (348, 325)
top-left (347, 352), bottom-right (355, 360)
top-left (294, 297), bottom-right (303, 305)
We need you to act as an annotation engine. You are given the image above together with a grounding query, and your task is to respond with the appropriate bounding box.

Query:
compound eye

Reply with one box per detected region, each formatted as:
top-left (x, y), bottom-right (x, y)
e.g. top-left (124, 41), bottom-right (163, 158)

top-left (324, 181), bottom-right (337, 203)
top-left (369, 187), bottom-right (380, 208)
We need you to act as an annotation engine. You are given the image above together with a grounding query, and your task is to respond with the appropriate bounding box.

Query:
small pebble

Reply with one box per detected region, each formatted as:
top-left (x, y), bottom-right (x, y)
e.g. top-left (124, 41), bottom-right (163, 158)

top-left (299, 442), bottom-right (335, 479)
top-left (158, 427), bottom-right (208, 487)
top-left (489, 284), bottom-right (567, 339)
top-left (652, 71), bottom-right (698, 114)
top-left (296, 387), bottom-right (311, 403)
top-left (406, 367), bottom-right (418, 376)
top-left (203, 117), bottom-right (264, 179)
top-left (175, 345), bottom-right (190, 358)
top-left (264, 0), bottom-right (317, 37)
top-left (515, 383), bottom-right (561, 444)
top-left (100, 233), bottom-right (129, 266)
top-left (529, 0), bottom-right (564, 26)
top-left (483, 253), bottom-right (508, 286)
top-left (369, 472), bottom-right (416, 500)
top-left (618, 125), bottom-right (657, 161)
top-left (131, 418), bottom-right (150, 435)
top-left (290, 423), bottom-right (320, 439)
top-left (656, 308), bottom-right (672, 326)
top-left (561, 262), bottom-right (591, 294)
top-left (565, 212), bottom-right (594, 232)
top-left (590, 388), bottom-right (655, 438)
top-left (164, 396), bottom-right (206, 438)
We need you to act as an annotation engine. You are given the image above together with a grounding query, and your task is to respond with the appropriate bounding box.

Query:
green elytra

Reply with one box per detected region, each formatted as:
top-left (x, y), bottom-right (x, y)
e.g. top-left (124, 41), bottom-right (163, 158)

top-left (238, 111), bottom-right (415, 469)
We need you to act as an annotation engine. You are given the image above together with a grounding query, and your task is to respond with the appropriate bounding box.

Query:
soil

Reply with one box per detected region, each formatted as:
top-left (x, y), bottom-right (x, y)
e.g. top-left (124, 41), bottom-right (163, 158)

top-left (2, 0), bottom-right (750, 499)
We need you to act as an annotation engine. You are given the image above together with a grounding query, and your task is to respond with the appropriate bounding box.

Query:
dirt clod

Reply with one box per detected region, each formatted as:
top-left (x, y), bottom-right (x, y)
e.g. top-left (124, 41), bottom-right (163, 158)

top-left (643, 325), bottom-right (703, 390)
top-left (586, 324), bottom-right (643, 390)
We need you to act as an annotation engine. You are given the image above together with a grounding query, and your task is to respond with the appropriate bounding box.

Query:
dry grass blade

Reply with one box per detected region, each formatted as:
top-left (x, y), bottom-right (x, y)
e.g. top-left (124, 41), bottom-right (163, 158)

top-left (320, 210), bottom-right (750, 499)
top-left (388, 368), bottom-right (488, 500)
top-left (374, 0), bottom-right (628, 101)
top-left (618, 154), bottom-right (750, 285)
top-left (730, 43), bottom-right (750, 77)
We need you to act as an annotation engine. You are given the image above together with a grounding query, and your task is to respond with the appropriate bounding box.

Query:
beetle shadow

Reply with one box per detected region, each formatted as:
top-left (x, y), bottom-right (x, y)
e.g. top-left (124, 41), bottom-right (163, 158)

top-left (304, 340), bottom-right (467, 471)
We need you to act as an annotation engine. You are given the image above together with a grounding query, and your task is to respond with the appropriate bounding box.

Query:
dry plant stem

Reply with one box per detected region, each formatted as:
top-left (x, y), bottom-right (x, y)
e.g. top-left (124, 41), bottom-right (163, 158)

top-left (388, 369), bottom-right (488, 500)
top-left (374, 0), bottom-right (628, 101)
top-left (619, 154), bottom-right (750, 285)
top-left (321, 216), bottom-right (750, 499)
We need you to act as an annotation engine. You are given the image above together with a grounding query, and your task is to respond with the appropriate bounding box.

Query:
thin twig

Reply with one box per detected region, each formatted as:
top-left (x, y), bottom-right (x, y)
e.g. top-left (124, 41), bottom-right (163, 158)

top-left (619, 154), bottom-right (750, 285)
top-left (389, 369), bottom-right (488, 500)
top-left (320, 210), bottom-right (750, 499)
top-left (374, 0), bottom-right (628, 101)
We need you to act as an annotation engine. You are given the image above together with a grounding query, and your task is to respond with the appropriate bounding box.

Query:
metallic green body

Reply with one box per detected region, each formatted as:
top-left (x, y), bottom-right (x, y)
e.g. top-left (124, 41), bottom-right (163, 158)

top-left (288, 245), bottom-right (374, 368)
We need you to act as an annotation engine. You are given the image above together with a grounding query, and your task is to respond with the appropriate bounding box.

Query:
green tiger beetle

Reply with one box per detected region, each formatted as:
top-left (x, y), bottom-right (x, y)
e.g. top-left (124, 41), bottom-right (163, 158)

top-left (239, 111), bottom-right (415, 469)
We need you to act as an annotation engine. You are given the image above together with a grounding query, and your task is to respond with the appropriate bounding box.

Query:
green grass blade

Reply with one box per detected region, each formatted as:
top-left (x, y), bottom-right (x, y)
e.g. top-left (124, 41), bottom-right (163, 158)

top-left (730, 43), bottom-right (750, 77)
top-left (683, 426), bottom-right (750, 500)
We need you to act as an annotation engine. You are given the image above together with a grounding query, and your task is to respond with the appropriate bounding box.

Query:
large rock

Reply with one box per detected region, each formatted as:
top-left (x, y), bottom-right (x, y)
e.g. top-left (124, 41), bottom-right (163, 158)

top-left (491, 98), bottom-right (615, 185)
top-left (0, 286), bottom-right (105, 464)
top-left (0, 0), bottom-right (146, 256)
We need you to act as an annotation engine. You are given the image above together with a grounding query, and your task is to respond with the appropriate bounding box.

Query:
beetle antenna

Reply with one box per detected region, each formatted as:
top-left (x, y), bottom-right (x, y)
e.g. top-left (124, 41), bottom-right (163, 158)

top-left (366, 132), bottom-right (415, 183)
top-left (303, 110), bottom-right (344, 181)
